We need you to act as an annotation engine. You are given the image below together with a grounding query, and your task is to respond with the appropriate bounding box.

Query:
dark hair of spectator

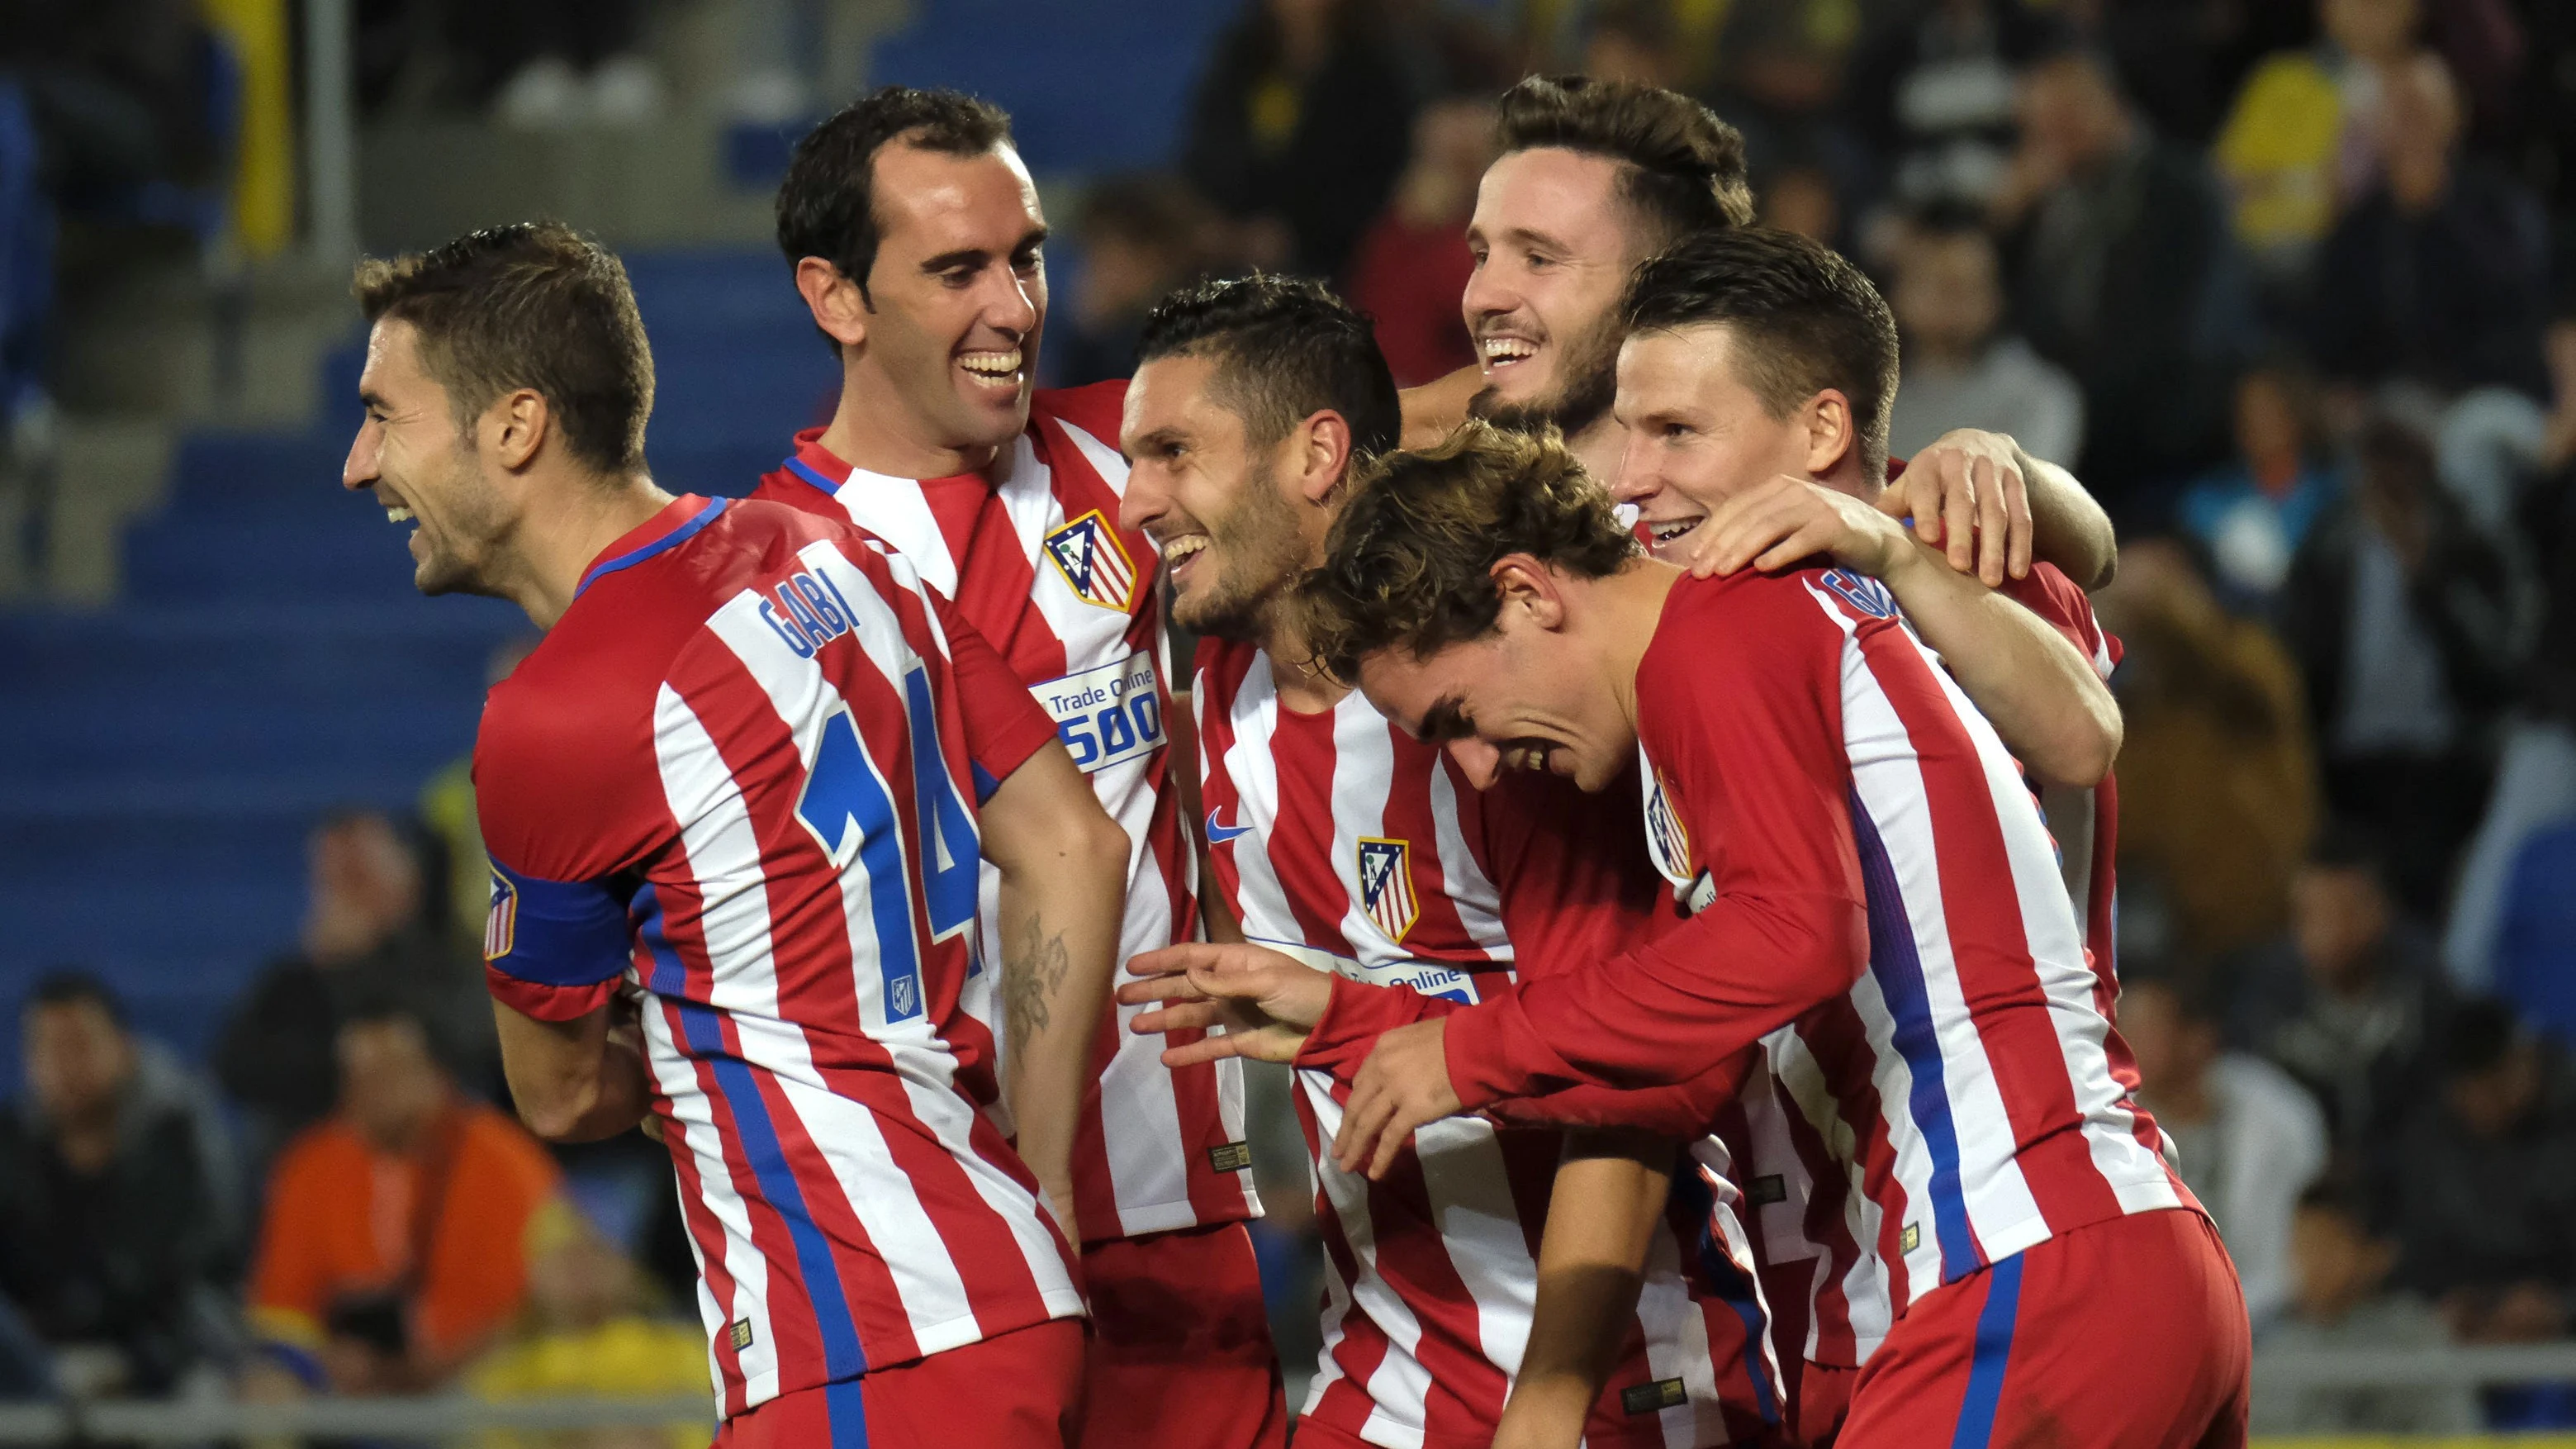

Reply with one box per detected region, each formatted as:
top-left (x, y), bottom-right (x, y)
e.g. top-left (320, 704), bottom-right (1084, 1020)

top-left (776, 86), bottom-right (1016, 309)
top-left (353, 222), bottom-right (654, 477)
top-left (338, 981), bottom-right (455, 1074)
top-left (2127, 962), bottom-right (2227, 1029)
top-left (2296, 1165), bottom-right (2378, 1228)
top-left (26, 969), bottom-right (126, 1027)
top-left (2440, 997), bottom-right (2525, 1080)
top-left (1620, 226), bottom-right (1900, 482)
top-left (1075, 174), bottom-right (1214, 258)
top-left (1297, 420), bottom-right (1636, 682)
top-left (1135, 274), bottom-right (1403, 458)
top-left (1492, 74), bottom-right (1755, 244)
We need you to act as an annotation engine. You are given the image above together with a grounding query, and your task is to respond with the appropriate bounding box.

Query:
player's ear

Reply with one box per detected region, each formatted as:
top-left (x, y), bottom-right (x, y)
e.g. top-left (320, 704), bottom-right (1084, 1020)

top-left (1489, 554), bottom-right (1568, 630)
top-left (1803, 389), bottom-right (1856, 477)
top-left (490, 388), bottom-right (548, 472)
top-left (796, 257), bottom-right (871, 352)
top-left (1295, 410), bottom-right (1353, 506)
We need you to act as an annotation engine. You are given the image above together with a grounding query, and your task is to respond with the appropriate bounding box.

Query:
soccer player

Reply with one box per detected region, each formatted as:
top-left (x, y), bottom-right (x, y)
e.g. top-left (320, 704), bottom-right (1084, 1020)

top-left (339, 222), bottom-right (1128, 1446)
top-left (1116, 272), bottom-right (1784, 1449)
top-left (749, 87), bottom-right (1279, 1447)
top-left (1297, 423), bottom-right (2251, 1448)
top-left (1413, 74), bottom-right (2119, 595)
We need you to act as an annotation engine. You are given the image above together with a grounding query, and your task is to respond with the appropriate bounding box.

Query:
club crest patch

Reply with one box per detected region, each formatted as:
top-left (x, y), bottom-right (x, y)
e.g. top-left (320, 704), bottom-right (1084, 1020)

top-left (483, 871), bottom-right (517, 962)
top-left (1642, 762), bottom-right (1693, 888)
top-left (1357, 837), bottom-right (1420, 944)
top-left (1041, 510), bottom-right (1138, 613)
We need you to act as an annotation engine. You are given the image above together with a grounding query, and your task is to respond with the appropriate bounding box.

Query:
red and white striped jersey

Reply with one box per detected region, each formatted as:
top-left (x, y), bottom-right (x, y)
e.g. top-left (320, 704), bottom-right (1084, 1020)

top-left (1725, 563), bottom-right (2145, 1368)
top-left (1445, 566), bottom-right (2193, 1371)
top-left (1196, 637), bottom-right (1783, 1449)
top-left (752, 382), bottom-right (1257, 1242)
top-left (477, 496), bottom-right (1085, 1418)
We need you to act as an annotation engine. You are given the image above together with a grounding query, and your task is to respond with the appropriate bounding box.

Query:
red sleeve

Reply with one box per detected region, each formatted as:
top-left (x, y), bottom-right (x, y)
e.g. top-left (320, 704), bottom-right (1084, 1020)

top-left (1468, 772), bottom-right (1753, 1134)
top-left (930, 591), bottom-right (1058, 801)
top-left (1995, 561), bottom-right (2120, 677)
top-left (476, 658), bottom-right (669, 1022)
top-left (1442, 573), bottom-right (1871, 1105)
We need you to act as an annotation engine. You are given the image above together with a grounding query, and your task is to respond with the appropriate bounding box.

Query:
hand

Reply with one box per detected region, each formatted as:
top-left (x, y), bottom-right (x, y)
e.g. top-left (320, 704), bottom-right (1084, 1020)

top-left (1678, 474), bottom-right (1914, 581)
top-left (1887, 430), bottom-right (2035, 587)
top-left (1117, 941), bottom-right (1331, 1067)
top-left (1331, 1019), bottom-right (1464, 1180)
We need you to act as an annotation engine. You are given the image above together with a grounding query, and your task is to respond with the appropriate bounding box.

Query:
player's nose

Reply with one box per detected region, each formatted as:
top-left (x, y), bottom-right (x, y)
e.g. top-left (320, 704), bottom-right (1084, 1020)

top-left (1608, 442), bottom-right (1659, 504)
top-left (1460, 266), bottom-right (1514, 332)
top-left (1118, 465), bottom-right (1167, 536)
top-left (343, 418), bottom-right (380, 492)
top-left (983, 268), bottom-right (1039, 337)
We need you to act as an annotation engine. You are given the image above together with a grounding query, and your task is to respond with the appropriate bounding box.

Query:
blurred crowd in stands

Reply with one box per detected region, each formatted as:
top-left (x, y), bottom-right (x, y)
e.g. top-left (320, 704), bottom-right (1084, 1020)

top-left (3, 0), bottom-right (2575, 1432)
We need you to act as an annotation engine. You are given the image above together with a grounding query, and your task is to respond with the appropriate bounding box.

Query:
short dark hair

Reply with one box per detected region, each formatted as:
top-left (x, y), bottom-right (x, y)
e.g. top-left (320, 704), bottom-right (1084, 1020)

top-left (1620, 226), bottom-right (1900, 481)
top-left (2305, 819), bottom-right (2390, 881)
top-left (1136, 273), bottom-right (1402, 458)
top-left (2441, 998), bottom-right (2524, 1080)
top-left (776, 86), bottom-right (1015, 307)
top-left (353, 222), bottom-right (654, 476)
top-left (1493, 74), bottom-right (1754, 245)
top-left (1298, 420), bottom-right (1637, 682)
top-left (26, 969), bottom-right (125, 1027)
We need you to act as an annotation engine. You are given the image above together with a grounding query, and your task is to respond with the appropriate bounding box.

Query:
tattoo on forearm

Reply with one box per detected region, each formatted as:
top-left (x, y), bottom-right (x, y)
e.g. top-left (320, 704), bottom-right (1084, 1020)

top-left (1002, 913), bottom-right (1073, 1051)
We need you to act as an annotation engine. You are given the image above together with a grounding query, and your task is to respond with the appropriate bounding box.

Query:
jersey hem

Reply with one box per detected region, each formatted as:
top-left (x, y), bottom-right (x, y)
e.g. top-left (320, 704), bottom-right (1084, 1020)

top-left (719, 1289), bottom-right (1089, 1418)
top-left (1095, 1191), bottom-right (1264, 1244)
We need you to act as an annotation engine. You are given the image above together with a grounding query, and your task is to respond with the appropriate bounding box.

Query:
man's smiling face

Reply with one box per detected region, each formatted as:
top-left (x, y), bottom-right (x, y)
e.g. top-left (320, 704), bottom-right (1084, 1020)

top-left (1350, 598), bottom-right (1636, 794)
top-left (1118, 351), bottom-right (1319, 641)
top-left (1461, 146), bottom-right (1643, 438)
top-left (343, 317), bottom-right (513, 596)
top-left (1610, 323), bottom-right (1815, 556)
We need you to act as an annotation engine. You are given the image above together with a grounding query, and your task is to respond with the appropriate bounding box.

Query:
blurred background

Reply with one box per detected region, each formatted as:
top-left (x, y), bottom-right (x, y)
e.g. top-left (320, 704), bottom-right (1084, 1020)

top-left (0, 0), bottom-right (2572, 1441)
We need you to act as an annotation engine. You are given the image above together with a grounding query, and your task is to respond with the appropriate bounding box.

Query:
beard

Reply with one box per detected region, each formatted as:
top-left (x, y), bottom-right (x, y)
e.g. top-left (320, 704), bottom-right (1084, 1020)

top-left (1169, 456), bottom-right (1312, 644)
top-left (1468, 311), bottom-right (1622, 441)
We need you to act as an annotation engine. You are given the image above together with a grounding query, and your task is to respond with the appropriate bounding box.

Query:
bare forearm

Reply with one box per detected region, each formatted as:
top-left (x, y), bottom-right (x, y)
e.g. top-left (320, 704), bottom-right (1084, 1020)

top-left (2020, 448), bottom-right (2117, 590)
top-left (492, 1001), bottom-right (653, 1143)
top-left (1882, 540), bottom-right (2121, 787)
top-left (1397, 365), bottom-right (1481, 450)
top-left (1497, 1130), bottom-right (1677, 1448)
top-left (997, 854), bottom-right (1122, 1219)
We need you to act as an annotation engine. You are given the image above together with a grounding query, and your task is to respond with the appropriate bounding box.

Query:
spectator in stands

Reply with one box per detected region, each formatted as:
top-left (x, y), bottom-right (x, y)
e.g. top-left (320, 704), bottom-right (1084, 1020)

top-left (1754, 158), bottom-right (1844, 248)
top-left (2305, 53), bottom-right (2550, 401)
top-left (1885, 208), bottom-right (2084, 468)
top-left (216, 809), bottom-right (493, 1181)
top-left (2227, 823), bottom-right (2453, 1171)
top-left (2123, 969), bottom-right (2329, 1328)
top-left (2280, 416), bottom-right (2515, 912)
top-left (0, 0), bottom-right (221, 206)
top-left (243, 992), bottom-right (561, 1397)
top-left (2394, 999), bottom-right (2576, 1344)
top-left (2211, 0), bottom-right (2422, 292)
top-left (468, 1204), bottom-right (707, 1449)
top-left (2091, 539), bottom-right (2317, 958)
top-left (1990, 48), bottom-right (2234, 515)
top-left (0, 972), bottom-right (240, 1398)
top-left (2254, 1179), bottom-right (2479, 1433)
top-left (1181, 0), bottom-right (1418, 280)
top-left (1051, 175), bottom-right (1221, 387)
top-left (2177, 359), bottom-right (2343, 612)
top-left (1346, 93), bottom-right (1491, 387)
top-left (1844, 0), bottom-right (2069, 213)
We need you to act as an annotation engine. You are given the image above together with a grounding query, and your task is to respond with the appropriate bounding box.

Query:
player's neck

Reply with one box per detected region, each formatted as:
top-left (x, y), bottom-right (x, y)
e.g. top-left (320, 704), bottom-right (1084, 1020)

top-left (1594, 558), bottom-right (1684, 731)
top-left (515, 471), bottom-right (676, 629)
top-left (1257, 606), bottom-right (1350, 714)
top-left (816, 368), bottom-right (1004, 482)
top-left (1815, 451), bottom-right (1881, 505)
top-left (1567, 412), bottom-right (1626, 490)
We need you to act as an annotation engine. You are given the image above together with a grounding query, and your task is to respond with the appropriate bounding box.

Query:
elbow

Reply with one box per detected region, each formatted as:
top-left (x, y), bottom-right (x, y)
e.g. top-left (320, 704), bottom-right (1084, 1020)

top-left (511, 1075), bottom-right (604, 1143)
top-left (2023, 701), bottom-right (2123, 790)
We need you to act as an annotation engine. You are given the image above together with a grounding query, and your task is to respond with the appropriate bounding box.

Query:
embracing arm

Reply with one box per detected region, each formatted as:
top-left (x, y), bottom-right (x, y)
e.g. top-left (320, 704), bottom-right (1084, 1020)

top-left (982, 739), bottom-right (1129, 1239)
top-left (2023, 449), bottom-right (2117, 590)
top-left (1398, 365), bottom-right (1483, 449)
top-left (494, 998), bottom-right (654, 1143)
top-left (1893, 430), bottom-right (2117, 590)
top-left (1494, 1130), bottom-right (1680, 1449)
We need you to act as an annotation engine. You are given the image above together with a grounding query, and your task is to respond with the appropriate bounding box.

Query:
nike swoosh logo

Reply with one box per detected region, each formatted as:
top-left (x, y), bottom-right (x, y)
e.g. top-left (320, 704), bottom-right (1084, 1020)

top-left (1206, 809), bottom-right (1253, 845)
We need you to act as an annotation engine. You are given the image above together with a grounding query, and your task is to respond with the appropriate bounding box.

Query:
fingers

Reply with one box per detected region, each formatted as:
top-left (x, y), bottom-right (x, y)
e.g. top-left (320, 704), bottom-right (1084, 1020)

top-left (1333, 1075), bottom-right (1397, 1176)
top-left (1369, 1100), bottom-right (1438, 1180)
top-left (1753, 515), bottom-right (1846, 574)
top-left (1160, 1034), bottom-right (1251, 1070)
top-left (1976, 454), bottom-right (2009, 587)
top-left (1130, 1000), bottom-right (1228, 1035)
top-left (1125, 943), bottom-right (1221, 979)
top-left (1907, 466), bottom-right (1941, 545)
top-left (1941, 457), bottom-right (1976, 576)
top-left (2003, 460), bottom-right (2035, 581)
top-left (1115, 972), bottom-right (1209, 1007)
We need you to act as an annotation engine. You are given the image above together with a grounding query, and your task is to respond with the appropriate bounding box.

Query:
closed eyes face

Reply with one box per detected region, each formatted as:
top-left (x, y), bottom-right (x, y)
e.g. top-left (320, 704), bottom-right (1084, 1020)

top-left (1351, 610), bottom-right (1634, 793)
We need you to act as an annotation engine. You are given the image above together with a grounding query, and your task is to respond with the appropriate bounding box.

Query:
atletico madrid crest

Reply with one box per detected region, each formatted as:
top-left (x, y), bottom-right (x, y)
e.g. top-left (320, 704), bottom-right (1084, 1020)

top-left (1357, 837), bottom-right (1420, 943)
top-left (1643, 766), bottom-right (1693, 886)
top-left (1042, 510), bottom-right (1138, 613)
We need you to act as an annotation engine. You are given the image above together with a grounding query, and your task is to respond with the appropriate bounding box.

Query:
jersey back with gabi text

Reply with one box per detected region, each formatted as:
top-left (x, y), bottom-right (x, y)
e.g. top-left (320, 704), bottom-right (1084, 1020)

top-left (1196, 637), bottom-right (1782, 1449)
top-left (477, 496), bottom-right (1084, 1418)
top-left (752, 382), bottom-right (1255, 1241)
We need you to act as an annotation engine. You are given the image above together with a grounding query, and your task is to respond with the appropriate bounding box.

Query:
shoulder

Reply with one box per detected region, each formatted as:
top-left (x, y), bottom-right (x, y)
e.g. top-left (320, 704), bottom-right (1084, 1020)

top-left (1034, 382), bottom-right (1130, 452)
top-left (1656, 566), bottom-right (1858, 648)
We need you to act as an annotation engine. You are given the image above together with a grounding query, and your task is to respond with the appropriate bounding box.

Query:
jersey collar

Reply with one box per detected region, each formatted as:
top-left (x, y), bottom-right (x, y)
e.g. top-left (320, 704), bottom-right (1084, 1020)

top-left (574, 494), bottom-right (727, 599)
